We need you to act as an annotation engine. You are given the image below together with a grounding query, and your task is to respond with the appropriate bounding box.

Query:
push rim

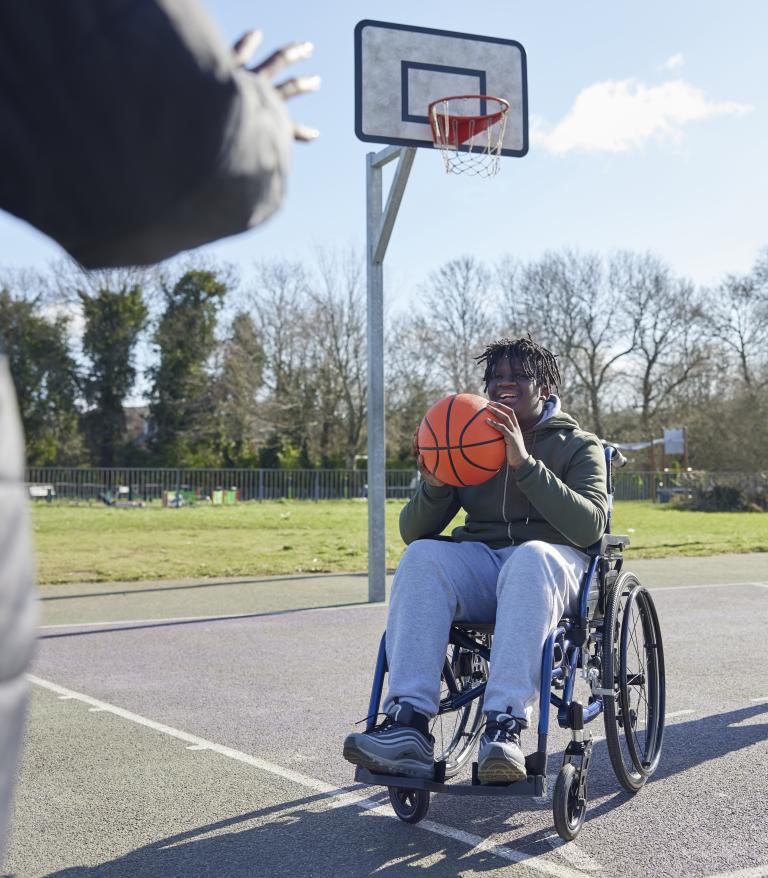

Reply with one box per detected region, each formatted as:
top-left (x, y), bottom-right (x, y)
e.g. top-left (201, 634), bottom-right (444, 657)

top-left (602, 574), bottom-right (665, 792)
top-left (602, 576), bottom-right (645, 792)
top-left (620, 585), bottom-right (666, 776)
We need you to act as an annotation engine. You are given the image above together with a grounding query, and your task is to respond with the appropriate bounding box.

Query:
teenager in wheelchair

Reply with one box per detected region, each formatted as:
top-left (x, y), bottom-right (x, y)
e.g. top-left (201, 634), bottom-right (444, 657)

top-left (343, 336), bottom-right (665, 841)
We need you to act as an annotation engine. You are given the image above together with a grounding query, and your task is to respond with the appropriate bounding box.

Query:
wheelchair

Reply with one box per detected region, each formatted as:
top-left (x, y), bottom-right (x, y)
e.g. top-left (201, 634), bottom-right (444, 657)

top-left (353, 445), bottom-right (666, 841)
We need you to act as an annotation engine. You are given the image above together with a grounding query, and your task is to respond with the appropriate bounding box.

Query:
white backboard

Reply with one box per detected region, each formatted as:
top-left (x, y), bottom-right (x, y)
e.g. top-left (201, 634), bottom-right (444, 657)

top-left (354, 20), bottom-right (528, 157)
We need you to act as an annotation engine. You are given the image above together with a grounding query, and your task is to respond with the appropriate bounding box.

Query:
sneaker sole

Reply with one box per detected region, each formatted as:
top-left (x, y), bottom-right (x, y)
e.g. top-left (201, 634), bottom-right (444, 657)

top-left (477, 756), bottom-right (528, 785)
top-left (343, 739), bottom-right (434, 779)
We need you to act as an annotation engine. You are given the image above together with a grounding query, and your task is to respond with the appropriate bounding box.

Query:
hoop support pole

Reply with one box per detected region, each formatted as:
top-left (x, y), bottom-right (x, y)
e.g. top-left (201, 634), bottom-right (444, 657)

top-left (366, 145), bottom-right (416, 603)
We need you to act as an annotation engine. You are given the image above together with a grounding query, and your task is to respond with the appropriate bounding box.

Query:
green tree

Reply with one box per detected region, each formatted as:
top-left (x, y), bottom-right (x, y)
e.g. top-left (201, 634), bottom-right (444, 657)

top-left (148, 270), bottom-right (227, 465)
top-left (0, 289), bottom-right (82, 465)
top-left (79, 285), bottom-right (148, 466)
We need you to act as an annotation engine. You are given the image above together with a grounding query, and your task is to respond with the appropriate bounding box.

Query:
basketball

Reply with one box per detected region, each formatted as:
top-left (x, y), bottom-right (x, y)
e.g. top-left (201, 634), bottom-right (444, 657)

top-left (417, 393), bottom-right (506, 487)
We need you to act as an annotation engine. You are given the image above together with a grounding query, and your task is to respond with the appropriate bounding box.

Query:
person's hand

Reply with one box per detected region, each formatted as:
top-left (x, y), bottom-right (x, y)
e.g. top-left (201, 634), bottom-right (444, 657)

top-left (233, 30), bottom-right (321, 141)
top-left (485, 402), bottom-right (529, 470)
top-left (411, 429), bottom-right (445, 488)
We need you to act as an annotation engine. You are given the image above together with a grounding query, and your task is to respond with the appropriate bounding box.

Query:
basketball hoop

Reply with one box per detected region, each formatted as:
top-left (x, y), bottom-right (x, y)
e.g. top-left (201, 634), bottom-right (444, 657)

top-left (428, 95), bottom-right (510, 177)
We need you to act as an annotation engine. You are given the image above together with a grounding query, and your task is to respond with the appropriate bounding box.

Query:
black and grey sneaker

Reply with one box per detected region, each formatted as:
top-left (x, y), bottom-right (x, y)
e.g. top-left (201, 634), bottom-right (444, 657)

top-left (343, 702), bottom-right (435, 779)
top-left (477, 711), bottom-right (527, 784)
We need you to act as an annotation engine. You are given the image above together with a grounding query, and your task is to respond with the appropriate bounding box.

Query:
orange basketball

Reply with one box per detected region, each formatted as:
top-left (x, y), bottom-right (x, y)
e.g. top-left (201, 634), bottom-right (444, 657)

top-left (417, 393), bottom-right (506, 487)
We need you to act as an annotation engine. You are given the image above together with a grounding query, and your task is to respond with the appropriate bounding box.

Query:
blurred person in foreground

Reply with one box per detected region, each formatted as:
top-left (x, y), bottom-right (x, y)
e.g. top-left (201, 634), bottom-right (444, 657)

top-left (0, 0), bottom-right (319, 861)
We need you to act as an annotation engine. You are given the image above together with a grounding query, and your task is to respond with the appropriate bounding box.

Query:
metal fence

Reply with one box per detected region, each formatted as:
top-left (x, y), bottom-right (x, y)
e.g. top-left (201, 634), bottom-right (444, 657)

top-left (25, 466), bottom-right (748, 504)
top-left (24, 467), bottom-right (419, 502)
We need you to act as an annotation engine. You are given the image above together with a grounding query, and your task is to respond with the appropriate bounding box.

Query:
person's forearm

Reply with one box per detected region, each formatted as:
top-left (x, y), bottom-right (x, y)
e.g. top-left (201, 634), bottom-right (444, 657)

top-left (513, 457), bottom-right (607, 548)
top-left (399, 481), bottom-right (460, 544)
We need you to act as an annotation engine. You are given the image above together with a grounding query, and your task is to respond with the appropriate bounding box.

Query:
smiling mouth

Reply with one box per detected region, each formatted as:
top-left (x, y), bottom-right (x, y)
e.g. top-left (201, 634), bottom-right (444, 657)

top-left (493, 394), bottom-right (518, 403)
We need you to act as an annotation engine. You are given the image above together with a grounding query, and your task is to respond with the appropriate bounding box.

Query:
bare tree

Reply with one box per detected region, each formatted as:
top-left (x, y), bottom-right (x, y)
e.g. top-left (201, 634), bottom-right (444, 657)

top-left (214, 311), bottom-right (266, 464)
top-left (385, 313), bottom-right (443, 461)
top-left (497, 250), bottom-right (637, 435)
top-left (615, 251), bottom-right (708, 464)
top-left (307, 249), bottom-right (367, 468)
top-left (247, 259), bottom-right (310, 442)
top-left (420, 256), bottom-right (496, 394)
top-left (703, 270), bottom-right (768, 389)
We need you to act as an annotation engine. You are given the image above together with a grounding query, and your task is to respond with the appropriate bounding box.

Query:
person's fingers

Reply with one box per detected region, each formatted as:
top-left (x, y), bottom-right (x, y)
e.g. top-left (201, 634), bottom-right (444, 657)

top-left (251, 41), bottom-right (314, 78)
top-left (485, 404), bottom-right (514, 428)
top-left (276, 75), bottom-right (322, 99)
top-left (232, 30), bottom-right (263, 66)
top-left (293, 123), bottom-right (320, 142)
top-left (417, 454), bottom-right (444, 487)
top-left (486, 417), bottom-right (513, 439)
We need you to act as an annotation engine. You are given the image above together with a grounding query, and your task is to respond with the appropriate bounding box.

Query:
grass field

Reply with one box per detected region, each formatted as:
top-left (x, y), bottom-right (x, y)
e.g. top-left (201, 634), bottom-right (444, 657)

top-left (30, 498), bottom-right (767, 585)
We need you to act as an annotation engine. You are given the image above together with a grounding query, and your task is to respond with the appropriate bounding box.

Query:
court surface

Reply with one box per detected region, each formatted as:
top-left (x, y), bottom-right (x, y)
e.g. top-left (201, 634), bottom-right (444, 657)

top-left (7, 554), bottom-right (768, 877)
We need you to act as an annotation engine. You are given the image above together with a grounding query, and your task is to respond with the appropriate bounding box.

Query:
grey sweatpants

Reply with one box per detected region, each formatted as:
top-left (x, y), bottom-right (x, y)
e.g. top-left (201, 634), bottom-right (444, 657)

top-left (382, 539), bottom-right (589, 727)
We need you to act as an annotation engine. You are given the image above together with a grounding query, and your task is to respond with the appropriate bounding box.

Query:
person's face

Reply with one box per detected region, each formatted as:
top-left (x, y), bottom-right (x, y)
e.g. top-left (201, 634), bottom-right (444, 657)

top-left (486, 356), bottom-right (550, 429)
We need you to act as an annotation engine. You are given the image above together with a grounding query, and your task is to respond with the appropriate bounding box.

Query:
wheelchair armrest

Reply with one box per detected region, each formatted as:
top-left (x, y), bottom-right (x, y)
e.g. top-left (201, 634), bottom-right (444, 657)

top-left (586, 533), bottom-right (630, 556)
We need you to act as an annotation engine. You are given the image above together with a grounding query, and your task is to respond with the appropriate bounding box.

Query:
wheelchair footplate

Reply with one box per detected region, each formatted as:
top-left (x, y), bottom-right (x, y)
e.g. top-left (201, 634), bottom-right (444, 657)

top-left (354, 755), bottom-right (547, 798)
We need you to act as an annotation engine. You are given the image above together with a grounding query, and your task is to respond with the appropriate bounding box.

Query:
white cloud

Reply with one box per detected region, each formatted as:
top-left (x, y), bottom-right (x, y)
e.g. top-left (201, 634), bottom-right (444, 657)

top-left (661, 53), bottom-right (684, 70)
top-left (533, 78), bottom-right (753, 156)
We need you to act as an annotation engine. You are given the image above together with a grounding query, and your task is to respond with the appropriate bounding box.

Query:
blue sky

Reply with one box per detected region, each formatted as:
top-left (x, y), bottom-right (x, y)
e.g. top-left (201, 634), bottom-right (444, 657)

top-left (1, 1), bottom-right (766, 310)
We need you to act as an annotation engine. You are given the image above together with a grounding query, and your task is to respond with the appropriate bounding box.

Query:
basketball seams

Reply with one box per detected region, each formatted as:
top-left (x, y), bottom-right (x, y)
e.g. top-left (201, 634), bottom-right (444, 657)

top-left (459, 403), bottom-right (505, 471)
top-left (417, 392), bottom-right (506, 486)
top-left (444, 395), bottom-right (466, 486)
top-left (417, 436), bottom-right (505, 451)
top-left (421, 415), bottom-right (440, 476)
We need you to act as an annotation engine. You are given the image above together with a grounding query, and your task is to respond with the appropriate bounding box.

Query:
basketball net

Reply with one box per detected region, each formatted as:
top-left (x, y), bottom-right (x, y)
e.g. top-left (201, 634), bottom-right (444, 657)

top-left (428, 95), bottom-right (510, 177)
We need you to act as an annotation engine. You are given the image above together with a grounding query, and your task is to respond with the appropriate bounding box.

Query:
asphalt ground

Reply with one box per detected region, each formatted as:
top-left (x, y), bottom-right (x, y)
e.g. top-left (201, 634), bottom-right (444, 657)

top-left (6, 554), bottom-right (768, 878)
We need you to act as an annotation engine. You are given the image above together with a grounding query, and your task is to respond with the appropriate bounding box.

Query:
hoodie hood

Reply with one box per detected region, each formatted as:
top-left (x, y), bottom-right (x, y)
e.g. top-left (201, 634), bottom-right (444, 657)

top-left (530, 394), bottom-right (580, 433)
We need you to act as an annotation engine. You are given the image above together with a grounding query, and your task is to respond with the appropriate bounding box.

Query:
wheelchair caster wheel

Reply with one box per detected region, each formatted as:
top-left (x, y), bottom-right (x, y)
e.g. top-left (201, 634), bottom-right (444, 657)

top-left (553, 764), bottom-right (586, 841)
top-left (388, 787), bottom-right (430, 824)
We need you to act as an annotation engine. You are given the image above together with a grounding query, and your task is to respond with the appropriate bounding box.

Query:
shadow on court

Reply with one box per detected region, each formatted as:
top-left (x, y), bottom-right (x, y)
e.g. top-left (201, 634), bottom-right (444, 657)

top-left (44, 704), bottom-right (768, 878)
top-left (44, 791), bottom-right (552, 878)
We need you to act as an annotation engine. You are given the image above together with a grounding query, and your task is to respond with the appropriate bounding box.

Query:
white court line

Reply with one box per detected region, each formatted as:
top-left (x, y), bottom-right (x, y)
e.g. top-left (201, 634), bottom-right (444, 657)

top-left (542, 832), bottom-right (605, 873)
top-left (28, 674), bottom-right (594, 878)
top-left (38, 602), bottom-right (381, 631)
top-left (36, 580), bottom-right (768, 632)
top-left (705, 866), bottom-right (768, 878)
top-left (750, 697), bottom-right (768, 703)
top-left (651, 581), bottom-right (768, 592)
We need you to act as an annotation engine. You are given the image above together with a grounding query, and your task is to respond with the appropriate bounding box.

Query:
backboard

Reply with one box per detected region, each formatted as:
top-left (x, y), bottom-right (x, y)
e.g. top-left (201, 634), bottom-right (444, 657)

top-left (354, 20), bottom-right (528, 157)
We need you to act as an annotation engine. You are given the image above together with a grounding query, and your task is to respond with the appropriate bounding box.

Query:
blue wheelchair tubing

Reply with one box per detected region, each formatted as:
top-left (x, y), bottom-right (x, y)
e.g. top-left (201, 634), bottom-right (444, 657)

top-left (360, 445), bottom-right (625, 794)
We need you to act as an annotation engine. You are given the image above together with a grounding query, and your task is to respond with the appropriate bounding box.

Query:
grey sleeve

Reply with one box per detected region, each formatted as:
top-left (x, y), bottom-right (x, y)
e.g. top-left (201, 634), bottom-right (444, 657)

top-left (0, 0), bottom-right (294, 269)
top-left (399, 481), bottom-right (461, 545)
top-left (0, 357), bottom-right (37, 860)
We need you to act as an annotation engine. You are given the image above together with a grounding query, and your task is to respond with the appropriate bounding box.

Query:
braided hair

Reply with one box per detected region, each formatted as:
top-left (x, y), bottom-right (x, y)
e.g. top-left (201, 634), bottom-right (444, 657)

top-left (475, 335), bottom-right (561, 391)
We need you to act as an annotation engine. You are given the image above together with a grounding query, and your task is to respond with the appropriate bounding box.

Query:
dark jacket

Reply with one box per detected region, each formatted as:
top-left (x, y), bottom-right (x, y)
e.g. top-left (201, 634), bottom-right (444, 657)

top-left (400, 406), bottom-right (608, 550)
top-left (0, 0), bottom-right (292, 268)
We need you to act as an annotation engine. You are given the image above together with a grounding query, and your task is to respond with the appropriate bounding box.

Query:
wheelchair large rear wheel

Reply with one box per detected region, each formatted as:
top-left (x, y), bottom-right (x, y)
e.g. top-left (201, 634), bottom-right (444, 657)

top-left (602, 573), bottom-right (665, 793)
top-left (432, 633), bottom-right (490, 778)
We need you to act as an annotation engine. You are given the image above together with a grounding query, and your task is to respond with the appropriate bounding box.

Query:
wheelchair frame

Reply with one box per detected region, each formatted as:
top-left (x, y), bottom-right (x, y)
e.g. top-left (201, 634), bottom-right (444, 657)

top-left (353, 446), bottom-right (666, 840)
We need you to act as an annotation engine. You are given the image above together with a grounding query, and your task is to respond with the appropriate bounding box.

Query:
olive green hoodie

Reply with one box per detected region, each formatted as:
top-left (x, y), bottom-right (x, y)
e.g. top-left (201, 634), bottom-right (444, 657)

top-left (400, 399), bottom-right (608, 551)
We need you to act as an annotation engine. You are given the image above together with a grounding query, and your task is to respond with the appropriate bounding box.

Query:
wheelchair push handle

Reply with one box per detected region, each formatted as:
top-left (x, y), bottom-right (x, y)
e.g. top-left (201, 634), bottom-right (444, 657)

top-left (601, 442), bottom-right (627, 469)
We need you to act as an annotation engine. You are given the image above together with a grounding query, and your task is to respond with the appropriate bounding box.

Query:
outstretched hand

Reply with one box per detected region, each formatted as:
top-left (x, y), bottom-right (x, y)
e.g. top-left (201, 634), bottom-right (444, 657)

top-left (411, 429), bottom-right (445, 488)
top-left (485, 402), bottom-right (529, 470)
top-left (233, 30), bottom-right (321, 141)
